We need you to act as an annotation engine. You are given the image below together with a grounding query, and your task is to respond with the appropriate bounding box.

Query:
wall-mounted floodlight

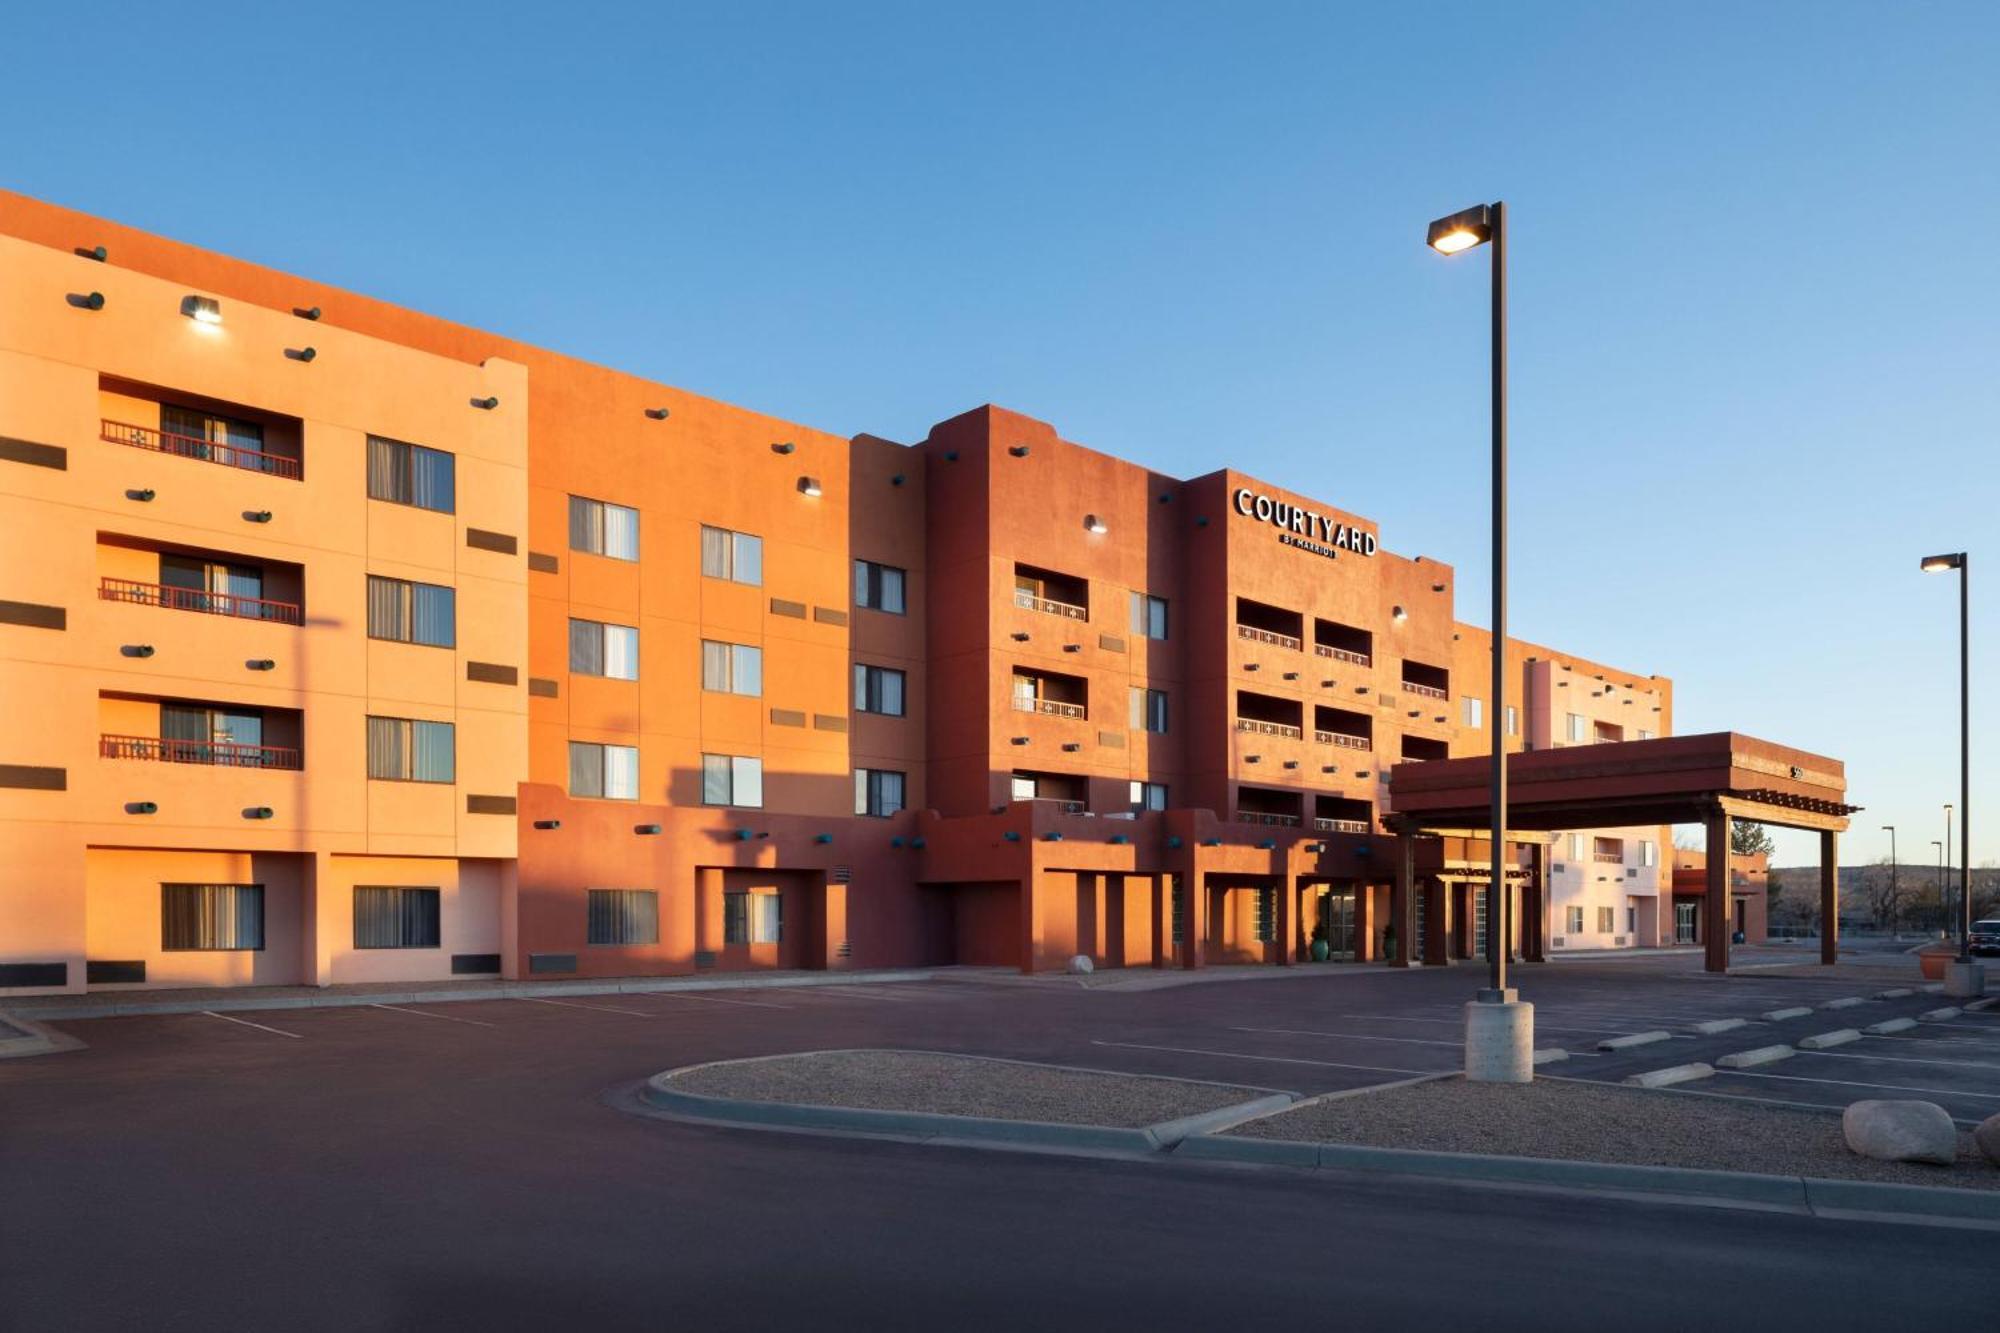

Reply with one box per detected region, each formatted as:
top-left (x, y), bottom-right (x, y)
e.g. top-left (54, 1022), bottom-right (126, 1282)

top-left (294, 306), bottom-right (322, 320)
top-left (533, 819), bottom-right (561, 830)
top-left (798, 476), bottom-right (822, 497)
top-left (1084, 515), bottom-right (1108, 534)
top-left (180, 295), bottom-right (223, 325)
top-left (645, 407), bottom-right (670, 420)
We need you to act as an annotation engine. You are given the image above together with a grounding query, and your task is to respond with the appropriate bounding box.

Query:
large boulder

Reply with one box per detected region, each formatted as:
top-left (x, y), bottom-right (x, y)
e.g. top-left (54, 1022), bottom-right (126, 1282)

top-left (1842, 1100), bottom-right (1958, 1166)
top-left (1067, 954), bottom-right (1094, 975)
top-left (1975, 1112), bottom-right (2000, 1167)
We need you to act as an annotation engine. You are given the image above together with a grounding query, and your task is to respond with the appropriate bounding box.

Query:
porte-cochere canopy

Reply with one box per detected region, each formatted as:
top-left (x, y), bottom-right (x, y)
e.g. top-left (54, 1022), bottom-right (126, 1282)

top-left (1385, 733), bottom-right (1859, 972)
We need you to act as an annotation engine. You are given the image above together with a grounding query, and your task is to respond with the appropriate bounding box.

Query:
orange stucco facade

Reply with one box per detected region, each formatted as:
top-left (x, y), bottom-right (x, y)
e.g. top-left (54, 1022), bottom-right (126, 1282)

top-left (0, 189), bottom-right (1683, 992)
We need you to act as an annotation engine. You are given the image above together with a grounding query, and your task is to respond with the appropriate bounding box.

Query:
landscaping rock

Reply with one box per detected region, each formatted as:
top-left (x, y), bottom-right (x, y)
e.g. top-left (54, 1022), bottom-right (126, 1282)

top-left (1842, 1100), bottom-right (1958, 1166)
top-left (1975, 1113), bottom-right (2000, 1167)
top-left (1067, 954), bottom-right (1094, 975)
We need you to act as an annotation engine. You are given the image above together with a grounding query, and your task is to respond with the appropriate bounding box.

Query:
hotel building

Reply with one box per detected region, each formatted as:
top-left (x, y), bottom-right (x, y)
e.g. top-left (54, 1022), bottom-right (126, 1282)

top-left (0, 191), bottom-right (1690, 995)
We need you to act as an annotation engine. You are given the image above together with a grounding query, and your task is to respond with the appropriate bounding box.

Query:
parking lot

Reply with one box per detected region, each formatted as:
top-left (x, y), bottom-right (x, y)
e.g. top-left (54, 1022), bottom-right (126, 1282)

top-left (4, 953), bottom-right (1995, 1330)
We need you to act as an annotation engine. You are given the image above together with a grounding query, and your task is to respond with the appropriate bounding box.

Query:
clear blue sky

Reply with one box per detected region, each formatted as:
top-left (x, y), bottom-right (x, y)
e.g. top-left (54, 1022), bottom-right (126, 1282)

top-left (6, 2), bottom-right (1996, 867)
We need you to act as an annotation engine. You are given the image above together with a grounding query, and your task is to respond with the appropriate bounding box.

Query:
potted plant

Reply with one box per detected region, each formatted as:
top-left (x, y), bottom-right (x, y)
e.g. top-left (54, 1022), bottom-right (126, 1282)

top-left (1381, 924), bottom-right (1398, 962)
top-left (1310, 922), bottom-right (1331, 962)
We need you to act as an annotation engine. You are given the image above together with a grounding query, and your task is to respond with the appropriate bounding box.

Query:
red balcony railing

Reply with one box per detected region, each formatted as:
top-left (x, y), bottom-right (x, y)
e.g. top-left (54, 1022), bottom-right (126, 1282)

top-left (1315, 729), bottom-right (1371, 750)
top-left (101, 418), bottom-right (301, 481)
top-left (1593, 851), bottom-right (1625, 864)
top-left (1314, 816), bottom-right (1370, 834)
top-left (1237, 624), bottom-right (1302, 651)
top-left (1401, 680), bottom-right (1448, 700)
top-left (1314, 644), bottom-right (1371, 666)
top-left (99, 577), bottom-right (303, 626)
top-left (99, 733), bottom-right (301, 770)
top-left (1237, 810), bottom-right (1301, 827)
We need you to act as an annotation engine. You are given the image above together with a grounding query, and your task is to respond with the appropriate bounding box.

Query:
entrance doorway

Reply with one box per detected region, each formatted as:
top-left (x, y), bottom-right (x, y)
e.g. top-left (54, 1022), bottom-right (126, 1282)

top-left (1675, 901), bottom-right (1698, 944)
top-left (1472, 887), bottom-right (1489, 960)
top-left (1320, 887), bottom-right (1356, 961)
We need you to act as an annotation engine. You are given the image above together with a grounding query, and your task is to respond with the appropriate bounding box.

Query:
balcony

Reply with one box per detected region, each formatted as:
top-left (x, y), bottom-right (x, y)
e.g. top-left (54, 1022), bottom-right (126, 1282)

top-left (1314, 643), bottom-right (1370, 666)
top-left (1401, 659), bottom-right (1450, 701)
top-left (1313, 618), bottom-right (1373, 667)
top-left (1315, 730), bottom-right (1370, 750)
top-left (1238, 810), bottom-right (1302, 828)
top-left (1014, 590), bottom-right (1086, 620)
top-left (99, 733), bottom-right (301, 770)
top-left (1237, 623), bottom-right (1302, 651)
top-left (1401, 680), bottom-right (1447, 701)
top-left (1314, 705), bottom-right (1372, 751)
top-left (1593, 851), bottom-right (1625, 864)
top-left (1014, 562), bottom-right (1089, 622)
top-left (101, 418), bottom-right (302, 481)
top-left (1014, 696), bottom-right (1085, 720)
top-left (1237, 717), bottom-right (1303, 739)
top-left (1314, 817), bottom-right (1369, 834)
top-left (99, 576), bottom-right (303, 626)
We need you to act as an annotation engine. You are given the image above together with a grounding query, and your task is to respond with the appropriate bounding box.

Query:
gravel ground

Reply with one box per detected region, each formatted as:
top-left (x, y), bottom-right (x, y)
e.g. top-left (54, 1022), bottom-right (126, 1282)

top-left (666, 1050), bottom-right (1268, 1127)
top-left (1227, 1076), bottom-right (2000, 1191)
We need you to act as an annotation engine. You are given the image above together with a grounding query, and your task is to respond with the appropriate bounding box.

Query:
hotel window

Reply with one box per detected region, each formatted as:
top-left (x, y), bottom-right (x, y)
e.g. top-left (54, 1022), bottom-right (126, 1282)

top-left (570, 618), bottom-right (639, 680)
top-left (1597, 906), bottom-right (1616, 934)
top-left (160, 703), bottom-right (269, 764)
top-left (853, 559), bottom-right (906, 614)
top-left (1628, 906), bottom-right (1638, 933)
top-left (1638, 728), bottom-right (1655, 741)
top-left (569, 494), bottom-right (639, 561)
top-left (162, 404), bottom-right (272, 472)
top-left (724, 890), bottom-right (782, 945)
top-left (1505, 705), bottom-right (1518, 736)
top-left (161, 883), bottom-right (264, 952)
top-left (1255, 887), bottom-right (1277, 943)
top-left (702, 754), bottom-right (764, 808)
top-left (854, 664), bottom-right (906, 716)
top-left (1567, 713), bottom-right (1588, 743)
top-left (366, 717), bottom-right (455, 783)
top-left (699, 526), bottom-right (763, 586)
top-left (1568, 832), bottom-right (1587, 861)
top-left (367, 575), bottom-right (456, 648)
top-left (587, 889), bottom-right (658, 946)
top-left (700, 640), bottom-right (763, 696)
top-left (569, 741), bottom-right (639, 800)
top-left (1129, 687), bottom-right (1168, 734)
top-left (160, 553), bottom-right (268, 617)
top-left (1464, 696), bottom-right (1483, 729)
top-left (367, 436), bottom-right (455, 513)
top-left (1129, 592), bottom-right (1169, 640)
top-left (353, 887), bottom-right (441, 950)
top-left (1130, 781), bottom-right (1169, 812)
top-left (855, 768), bottom-right (906, 817)
top-left (1566, 906), bottom-right (1584, 934)
top-left (1639, 840), bottom-right (1658, 868)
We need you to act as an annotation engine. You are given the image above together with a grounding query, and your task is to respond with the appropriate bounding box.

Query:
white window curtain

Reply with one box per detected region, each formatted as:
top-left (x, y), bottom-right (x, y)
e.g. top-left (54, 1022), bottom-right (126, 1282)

top-left (603, 503), bottom-right (639, 560)
top-left (603, 745), bottom-right (638, 799)
top-left (603, 625), bottom-right (638, 680)
top-left (731, 756), bottom-right (763, 808)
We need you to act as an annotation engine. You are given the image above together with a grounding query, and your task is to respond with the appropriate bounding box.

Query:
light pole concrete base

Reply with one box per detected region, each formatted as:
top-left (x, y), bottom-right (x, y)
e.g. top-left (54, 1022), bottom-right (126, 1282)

top-left (1465, 998), bottom-right (1534, 1083)
top-left (1942, 961), bottom-right (1987, 999)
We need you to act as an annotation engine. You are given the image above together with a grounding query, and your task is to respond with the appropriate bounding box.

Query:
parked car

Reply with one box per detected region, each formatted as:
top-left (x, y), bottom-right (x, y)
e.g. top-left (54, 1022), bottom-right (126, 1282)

top-left (1970, 919), bottom-right (2000, 957)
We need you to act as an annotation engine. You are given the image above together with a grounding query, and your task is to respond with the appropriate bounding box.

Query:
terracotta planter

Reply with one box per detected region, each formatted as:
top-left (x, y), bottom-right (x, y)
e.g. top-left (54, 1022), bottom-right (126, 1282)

top-left (1918, 945), bottom-right (1956, 980)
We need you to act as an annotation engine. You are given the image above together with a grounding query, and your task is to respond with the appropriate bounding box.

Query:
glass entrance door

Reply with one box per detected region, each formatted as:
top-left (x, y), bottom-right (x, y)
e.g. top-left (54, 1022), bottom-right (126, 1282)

top-left (1675, 901), bottom-right (1698, 944)
top-left (1473, 887), bottom-right (1489, 960)
top-left (1322, 888), bottom-right (1356, 961)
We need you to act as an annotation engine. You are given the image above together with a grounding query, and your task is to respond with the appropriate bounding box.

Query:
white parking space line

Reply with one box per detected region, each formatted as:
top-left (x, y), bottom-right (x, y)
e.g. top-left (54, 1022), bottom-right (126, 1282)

top-left (370, 1003), bottom-right (495, 1028)
top-left (1716, 1068), bottom-right (2000, 1102)
top-left (635, 991), bottom-right (791, 1011)
top-left (795, 987), bottom-right (916, 1004)
top-left (1233, 1025), bottom-right (1459, 1048)
top-left (202, 1010), bottom-right (302, 1039)
top-left (520, 997), bottom-right (654, 1017)
top-left (1790, 1048), bottom-right (2000, 1072)
top-left (1091, 1039), bottom-right (1431, 1077)
top-left (1338, 1013), bottom-right (1631, 1037)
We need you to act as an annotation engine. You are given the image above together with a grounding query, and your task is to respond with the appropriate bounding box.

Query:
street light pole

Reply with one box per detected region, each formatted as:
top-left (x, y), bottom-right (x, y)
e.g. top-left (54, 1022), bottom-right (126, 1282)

top-left (1920, 551), bottom-right (1978, 996)
top-left (1881, 824), bottom-right (1897, 936)
top-left (1933, 840), bottom-right (1945, 930)
top-left (1944, 803), bottom-right (1954, 943)
top-left (1428, 200), bottom-right (1532, 1081)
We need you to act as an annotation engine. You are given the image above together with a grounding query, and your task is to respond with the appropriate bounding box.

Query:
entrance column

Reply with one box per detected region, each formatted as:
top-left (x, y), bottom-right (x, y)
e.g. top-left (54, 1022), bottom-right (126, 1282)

top-left (1423, 878), bottom-right (1450, 965)
top-left (1354, 880), bottom-right (1375, 962)
top-left (1390, 834), bottom-right (1414, 967)
top-left (1524, 842), bottom-right (1548, 962)
top-left (1820, 830), bottom-right (1840, 965)
top-left (1704, 810), bottom-right (1731, 973)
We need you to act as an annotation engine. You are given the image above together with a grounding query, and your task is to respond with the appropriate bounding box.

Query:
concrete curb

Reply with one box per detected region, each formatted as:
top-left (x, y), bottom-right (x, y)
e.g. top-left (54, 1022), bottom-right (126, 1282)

top-left (1762, 1006), bottom-right (1814, 1022)
top-left (1818, 997), bottom-right (1867, 1010)
top-left (1171, 1136), bottom-right (2000, 1226)
top-left (1716, 1045), bottom-right (1795, 1069)
top-left (638, 1050), bottom-right (1300, 1154)
top-left (1531, 1048), bottom-right (1569, 1065)
top-left (2, 968), bottom-right (956, 1021)
top-left (1623, 1063), bottom-right (1715, 1088)
top-left (1864, 1018), bottom-right (1919, 1036)
top-left (1597, 1030), bottom-right (1672, 1051)
top-left (1920, 1007), bottom-right (1962, 1022)
top-left (1966, 997), bottom-right (1999, 1012)
top-left (1875, 988), bottom-right (1916, 1000)
top-left (1688, 1018), bottom-right (1749, 1036)
top-left (1798, 1029), bottom-right (1862, 1050)
top-left (0, 1014), bottom-right (85, 1060)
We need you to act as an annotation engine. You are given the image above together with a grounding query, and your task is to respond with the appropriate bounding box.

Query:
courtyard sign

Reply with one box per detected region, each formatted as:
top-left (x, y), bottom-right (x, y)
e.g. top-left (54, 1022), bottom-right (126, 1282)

top-left (1233, 487), bottom-right (1377, 560)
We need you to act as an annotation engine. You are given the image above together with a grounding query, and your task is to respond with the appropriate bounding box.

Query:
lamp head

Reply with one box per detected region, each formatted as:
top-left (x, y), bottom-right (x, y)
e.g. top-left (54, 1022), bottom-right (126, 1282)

top-left (1426, 204), bottom-right (1493, 255)
top-left (1919, 552), bottom-right (1965, 573)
